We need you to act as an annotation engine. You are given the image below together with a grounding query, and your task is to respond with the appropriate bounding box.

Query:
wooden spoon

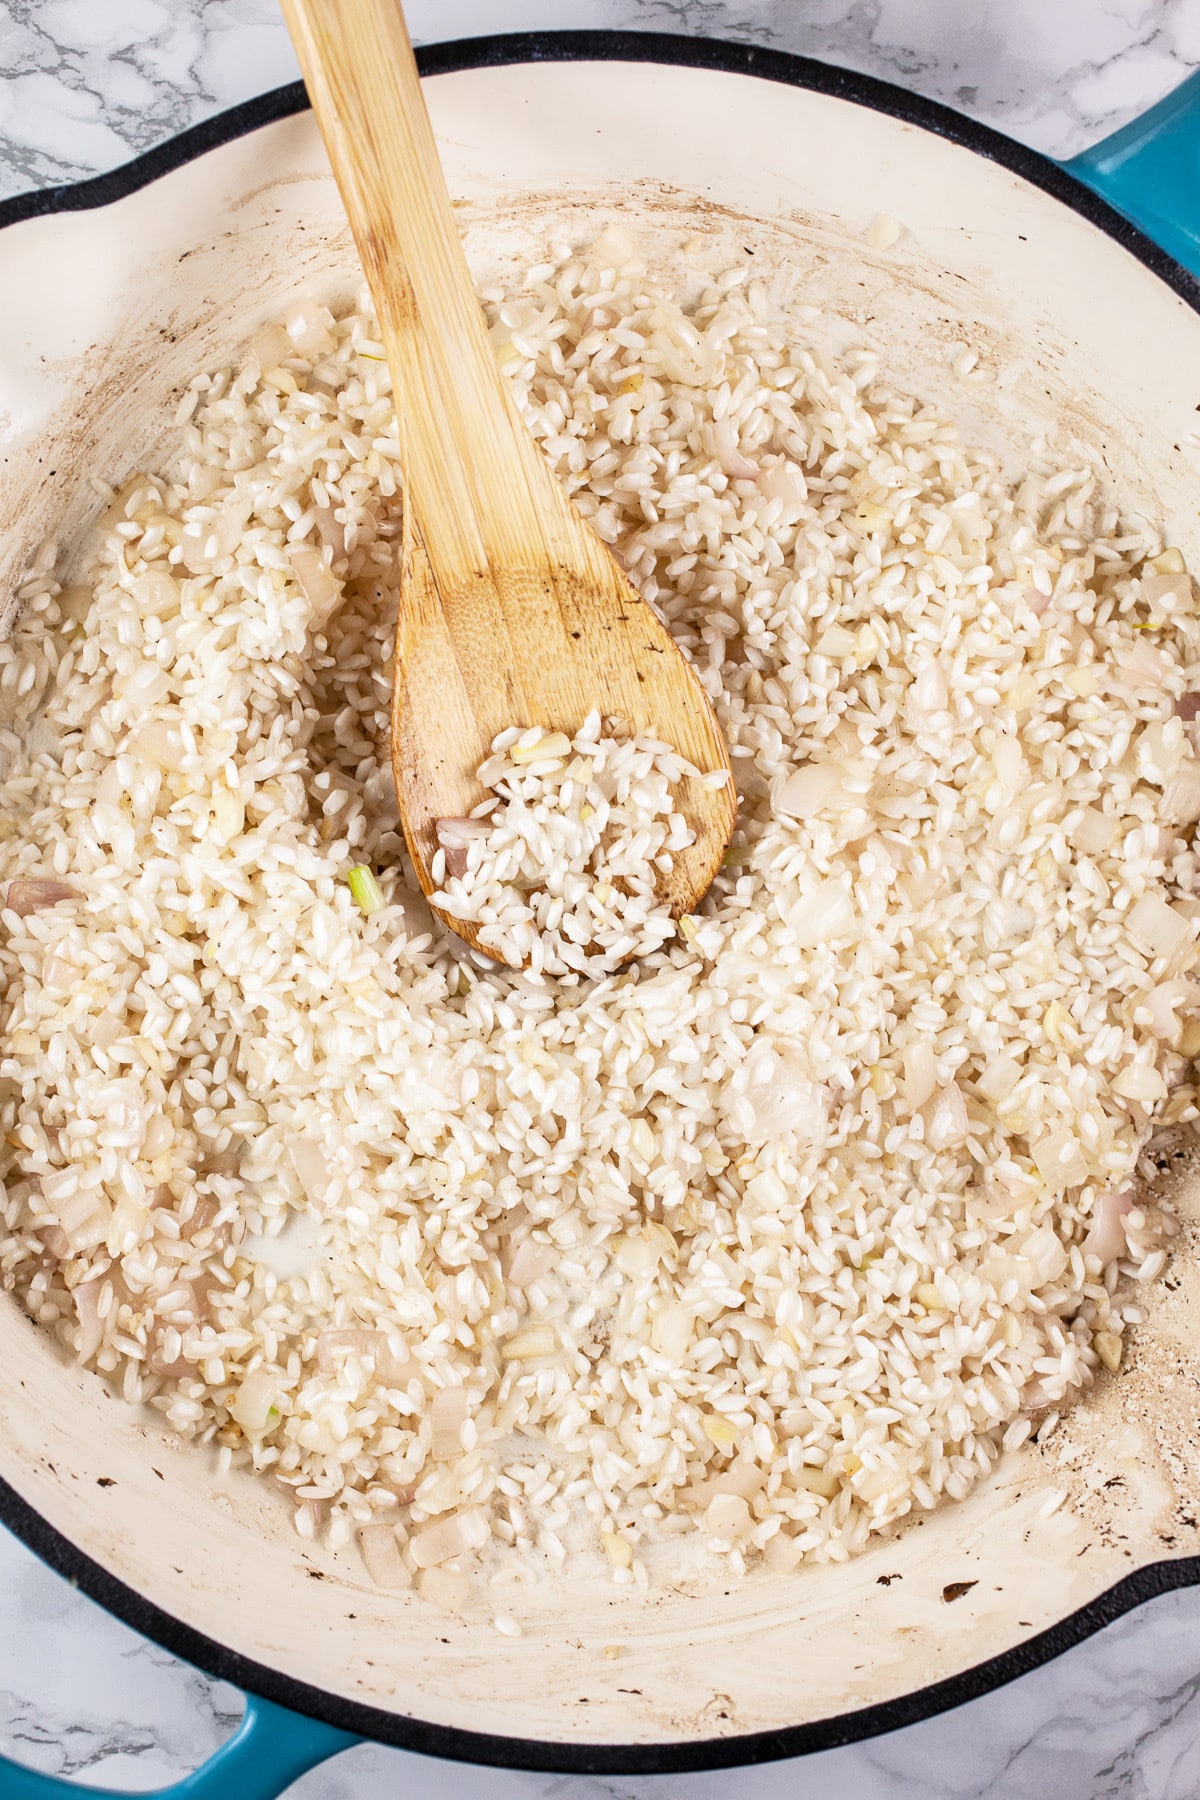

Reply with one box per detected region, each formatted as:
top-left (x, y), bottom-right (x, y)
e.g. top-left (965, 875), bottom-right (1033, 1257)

top-left (280, 0), bottom-right (735, 965)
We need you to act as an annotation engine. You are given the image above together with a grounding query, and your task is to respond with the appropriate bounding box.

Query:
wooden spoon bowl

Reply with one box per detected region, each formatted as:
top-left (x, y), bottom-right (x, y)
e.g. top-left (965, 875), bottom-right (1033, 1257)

top-left (281, 0), bottom-right (736, 966)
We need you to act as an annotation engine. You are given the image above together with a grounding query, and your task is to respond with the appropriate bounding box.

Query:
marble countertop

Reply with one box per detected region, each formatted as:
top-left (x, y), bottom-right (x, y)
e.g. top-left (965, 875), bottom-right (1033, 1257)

top-left (1, 1), bottom-right (1199, 1796)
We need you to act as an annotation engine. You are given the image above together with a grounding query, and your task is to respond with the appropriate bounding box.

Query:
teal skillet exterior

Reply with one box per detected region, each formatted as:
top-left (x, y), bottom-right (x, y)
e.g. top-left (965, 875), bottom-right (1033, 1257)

top-left (1065, 70), bottom-right (1200, 284)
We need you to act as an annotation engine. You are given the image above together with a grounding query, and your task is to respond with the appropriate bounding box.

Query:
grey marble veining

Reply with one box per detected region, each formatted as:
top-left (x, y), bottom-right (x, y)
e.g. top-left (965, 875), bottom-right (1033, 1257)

top-left (0, 0), bottom-right (1197, 202)
top-left (2, 0), bottom-right (1200, 1796)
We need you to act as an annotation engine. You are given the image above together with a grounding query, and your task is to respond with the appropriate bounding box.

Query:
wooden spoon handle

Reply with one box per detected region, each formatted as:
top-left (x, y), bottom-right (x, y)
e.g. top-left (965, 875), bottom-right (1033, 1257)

top-left (280, 0), bottom-right (568, 584)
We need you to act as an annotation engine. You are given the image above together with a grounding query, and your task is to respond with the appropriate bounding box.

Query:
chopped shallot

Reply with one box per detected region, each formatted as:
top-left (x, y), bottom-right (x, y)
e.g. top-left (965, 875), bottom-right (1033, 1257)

top-left (287, 543), bottom-right (341, 624)
top-left (735, 1041), bottom-right (828, 1143)
top-left (1139, 979), bottom-right (1196, 1041)
top-left (317, 1329), bottom-right (417, 1386)
top-left (288, 1137), bottom-right (332, 1206)
top-left (505, 1236), bottom-right (557, 1288)
top-left (682, 1464), bottom-right (765, 1509)
top-left (902, 1041), bottom-right (937, 1112)
top-left (318, 1328), bottom-right (381, 1373)
top-left (925, 1081), bottom-right (969, 1150)
top-left (792, 878), bottom-right (854, 947)
top-left (774, 760), bottom-right (846, 818)
top-left (285, 298), bottom-right (337, 358)
top-left (359, 1521), bottom-right (411, 1590)
top-left (436, 816), bottom-right (490, 879)
top-left (1127, 892), bottom-right (1191, 963)
top-left (714, 416), bottom-right (758, 480)
top-left (73, 1280), bottom-right (105, 1363)
top-left (418, 1565), bottom-right (472, 1612)
top-left (1161, 763), bottom-right (1200, 823)
top-left (756, 460), bottom-right (807, 505)
top-left (229, 1368), bottom-right (279, 1435)
top-left (5, 878), bottom-right (74, 916)
top-left (704, 1493), bottom-right (751, 1539)
top-left (1081, 1188), bottom-right (1135, 1267)
top-left (410, 1506), bottom-right (489, 1569)
top-left (430, 1385), bottom-right (469, 1460)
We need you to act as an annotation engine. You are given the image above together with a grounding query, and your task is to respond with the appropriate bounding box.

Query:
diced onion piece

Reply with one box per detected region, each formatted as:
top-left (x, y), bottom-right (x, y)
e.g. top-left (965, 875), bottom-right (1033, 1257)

top-left (1127, 892), bottom-right (1191, 963)
top-left (1161, 762), bottom-right (1200, 823)
top-left (359, 1522), bottom-right (411, 1590)
top-left (36, 1222), bottom-right (72, 1258)
top-left (1112, 1062), bottom-right (1167, 1104)
top-left (58, 1189), bottom-right (111, 1253)
top-left (314, 503), bottom-right (347, 561)
top-left (430, 1386), bottom-right (469, 1460)
top-left (1071, 806), bottom-right (1115, 855)
top-left (1137, 718), bottom-right (1186, 784)
top-left (284, 298), bottom-right (336, 358)
top-left (73, 1280), bottom-right (105, 1363)
top-left (230, 1368), bottom-right (278, 1435)
top-left (650, 1300), bottom-right (692, 1362)
top-left (774, 761), bottom-right (845, 818)
top-left (376, 1339), bottom-right (420, 1386)
top-left (978, 1053), bottom-right (1022, 1102)
top-left (410, 1506), bottom-right (489, 1569)
top-left (738, 1042), bottom-right (828, 1143)
top-left (1081, 1188), bottom-right (1135, 1267)
top-left (865, 211), bottom-right (904, 250)
top-left (992, 732), bottom-right (1024, 789)
top-left (702, 1413), bottom-right (738, 1449)
top-left (1142, 571), bottom-right (1192, 612)
top-left (756, 460), bottom-right (807, 505)
top-left (792, 1465), bottom-right (841, 1498)
top-left (288, 1137), bottom-right (332, 1205)
top-left (713, 416), bottom-right (758, 479)
top-left (505, 1236), bottom-right (556, 1288)
top-left (508, 731), bottom-right (572, 766)
top-left (816, 624), bottom-right (856, 659)
top-left (348, 865), bottom-right (385, 915)
top-left (911, 658), bottom-right (949, 721)
top-left (5, 877), bottom-right (74, 916)
top-left (612, 1225), bottom-right (676, 1278)
top-left (1019, 1225), bottom-right (1069, 1286)
top-left (792, 877), bottom-right (854, 947)
top-left (500, 1325), bottom-right (557, 1361)
top-left (1119, 635), bottom-right (1171, 689)
top-left (902, 1041), bottom-right (937, 1112)
top-left (682, 1465), bottom-right (766, 1510)
top-left (925, 1081), bottom-right (969, 1150)
top-left (1139, 979), bottom-right (1195, 1042)
top-left (436, 817), bottom-right (489, 882)
top-left (764, 1530), bottom-right (806, 1571)
top-left (418, 1565), bottom-right (472, 1612)
top-left (1031, 1129), bottom-right (1088, 1189)
top-left (317, 1328), bottom-right (383, 1374)
top-left (128, 719), bottom-right (184, 771)
top-left (287, 542), bottom-right (341, 623)
top-left (601, 1525), bottom-right (634, 1569)
top-left (704, 1493), bottom-right (751, 1539)
top-left (250, 322), bottom-right (291, 368)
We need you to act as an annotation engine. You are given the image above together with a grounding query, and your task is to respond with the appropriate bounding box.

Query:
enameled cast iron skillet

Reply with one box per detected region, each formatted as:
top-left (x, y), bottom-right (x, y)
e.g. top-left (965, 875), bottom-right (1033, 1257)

top-left (1, 31), bottom-right (1198, 1798)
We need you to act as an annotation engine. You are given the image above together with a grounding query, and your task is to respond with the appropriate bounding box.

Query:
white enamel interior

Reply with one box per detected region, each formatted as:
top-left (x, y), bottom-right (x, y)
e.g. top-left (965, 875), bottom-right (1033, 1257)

top-left (1, 59), bottom-right (1199, 1754)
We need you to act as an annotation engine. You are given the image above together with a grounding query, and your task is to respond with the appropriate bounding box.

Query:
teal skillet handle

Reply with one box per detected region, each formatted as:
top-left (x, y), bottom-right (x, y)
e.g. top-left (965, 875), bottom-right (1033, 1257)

top-left (0, 1693), bottom-right (359, 1800)
top-left (1062, 68), bottom-right (1200, 282)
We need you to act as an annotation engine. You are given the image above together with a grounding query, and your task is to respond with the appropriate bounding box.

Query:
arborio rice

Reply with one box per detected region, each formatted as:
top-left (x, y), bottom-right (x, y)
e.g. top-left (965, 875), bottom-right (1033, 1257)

top-left (428, 717), bottom-right (729, 980)
top-left (2, 235), bottom-right (1200, 1604)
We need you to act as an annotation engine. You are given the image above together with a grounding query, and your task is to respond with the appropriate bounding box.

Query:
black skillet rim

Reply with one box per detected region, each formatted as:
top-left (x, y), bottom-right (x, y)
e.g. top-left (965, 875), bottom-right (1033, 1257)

top-left (1, 27), bottom-right (1198, 1779)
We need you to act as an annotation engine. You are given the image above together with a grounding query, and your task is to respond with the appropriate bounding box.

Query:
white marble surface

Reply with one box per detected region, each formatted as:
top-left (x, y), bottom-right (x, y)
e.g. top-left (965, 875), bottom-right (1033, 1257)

top-left (2, 0), bottom-right (1200, 1796)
